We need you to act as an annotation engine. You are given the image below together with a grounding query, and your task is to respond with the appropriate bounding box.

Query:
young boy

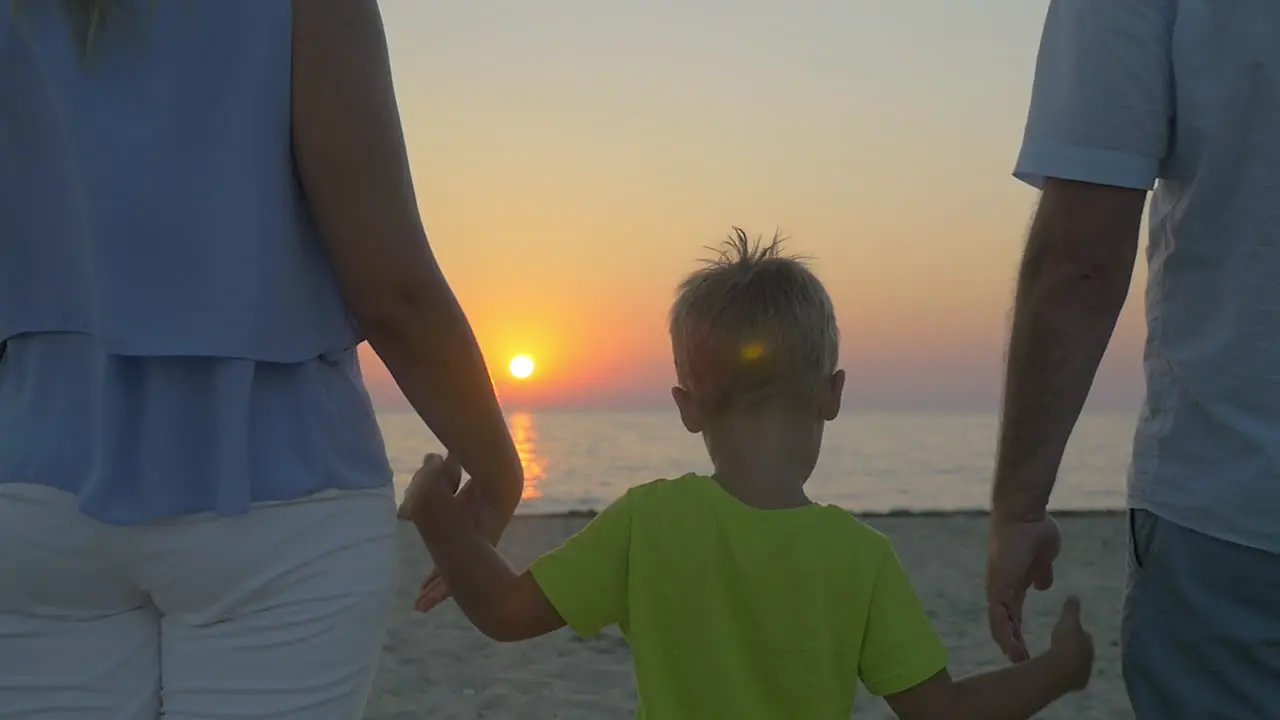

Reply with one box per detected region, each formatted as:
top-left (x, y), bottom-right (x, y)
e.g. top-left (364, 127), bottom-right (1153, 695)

top-left (405, 230), bottom-right (1094, 719)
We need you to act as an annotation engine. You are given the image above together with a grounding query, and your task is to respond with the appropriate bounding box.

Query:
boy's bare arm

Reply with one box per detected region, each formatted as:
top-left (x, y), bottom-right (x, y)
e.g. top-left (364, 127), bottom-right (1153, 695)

top-left (886, 598), bottom-right (1093, 720)
top-left (886, 654), bottom-right (1076, 720)
top-left (408, 457), bottom-right (566, 642)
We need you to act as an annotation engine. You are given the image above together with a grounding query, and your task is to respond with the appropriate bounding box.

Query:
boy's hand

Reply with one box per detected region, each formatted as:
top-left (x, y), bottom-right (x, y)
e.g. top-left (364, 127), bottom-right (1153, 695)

top-left (403, 453), bottom-right (463, 523)
top-left (1047, 596), bottom-right (1094, 692)
top-left (414, 477), bottom-right (511, 613)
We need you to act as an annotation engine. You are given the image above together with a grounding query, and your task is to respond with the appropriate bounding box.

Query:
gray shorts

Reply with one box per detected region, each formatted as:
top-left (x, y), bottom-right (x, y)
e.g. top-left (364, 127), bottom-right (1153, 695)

top-left (1123, 509), bottom-right (1280, 718)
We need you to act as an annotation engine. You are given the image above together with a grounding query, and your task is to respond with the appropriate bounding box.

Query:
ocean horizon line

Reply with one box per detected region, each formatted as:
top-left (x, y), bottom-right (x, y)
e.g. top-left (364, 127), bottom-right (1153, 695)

top-left (476, 507), bottom-right (1128, 520)
top-left (374, 406), bottom-right (1141, 418)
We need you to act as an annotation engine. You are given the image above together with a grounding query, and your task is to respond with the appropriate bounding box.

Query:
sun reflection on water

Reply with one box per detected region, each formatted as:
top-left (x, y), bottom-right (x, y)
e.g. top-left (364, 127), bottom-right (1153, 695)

top-left (510, 412), bottom-right (547, 500)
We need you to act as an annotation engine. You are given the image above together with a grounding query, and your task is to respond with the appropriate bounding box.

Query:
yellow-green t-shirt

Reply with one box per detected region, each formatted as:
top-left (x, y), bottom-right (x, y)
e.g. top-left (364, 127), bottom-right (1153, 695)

top-left (529, 474), bottom-right (948, 719)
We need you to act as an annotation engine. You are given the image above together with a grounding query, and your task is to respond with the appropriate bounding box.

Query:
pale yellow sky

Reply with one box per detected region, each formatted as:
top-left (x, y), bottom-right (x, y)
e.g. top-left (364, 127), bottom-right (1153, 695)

top-left (362, 0), bottom-right (1148, 412)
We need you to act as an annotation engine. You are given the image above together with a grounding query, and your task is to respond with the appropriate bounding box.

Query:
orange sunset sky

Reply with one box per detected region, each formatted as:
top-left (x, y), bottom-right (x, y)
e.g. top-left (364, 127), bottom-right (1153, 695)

top-left (364, 0), bottom-right (1147, 413)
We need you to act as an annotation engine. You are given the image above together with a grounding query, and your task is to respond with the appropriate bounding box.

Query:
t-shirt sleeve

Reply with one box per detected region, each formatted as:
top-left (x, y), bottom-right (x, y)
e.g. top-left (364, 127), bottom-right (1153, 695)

top-left (857, 544), bottom-right (949, 697)
top-left (528, 491), bottom-right (632, 637)
top-left (1014, 0), bottom-right (1175, 190)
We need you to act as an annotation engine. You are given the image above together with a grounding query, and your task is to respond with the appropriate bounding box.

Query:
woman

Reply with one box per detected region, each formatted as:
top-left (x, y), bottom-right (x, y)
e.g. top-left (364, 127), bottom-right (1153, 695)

top-left (0, 2), bottom-right (523, 718)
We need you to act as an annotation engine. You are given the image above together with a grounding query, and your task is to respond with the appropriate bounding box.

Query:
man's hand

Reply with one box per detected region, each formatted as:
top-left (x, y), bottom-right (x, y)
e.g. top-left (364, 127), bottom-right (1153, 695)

top-left (985, 515), bottom-right (1062, 662)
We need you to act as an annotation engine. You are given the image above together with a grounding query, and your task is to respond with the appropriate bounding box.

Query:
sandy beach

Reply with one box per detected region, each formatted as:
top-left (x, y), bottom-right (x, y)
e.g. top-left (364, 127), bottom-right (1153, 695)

top-left (366, 512), bottom-right (1132, 719)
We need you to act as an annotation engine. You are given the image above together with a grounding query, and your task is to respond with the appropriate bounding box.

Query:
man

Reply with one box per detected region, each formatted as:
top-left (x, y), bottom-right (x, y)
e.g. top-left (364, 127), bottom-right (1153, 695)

top-left (986, 0), bottom-right (1280, 716)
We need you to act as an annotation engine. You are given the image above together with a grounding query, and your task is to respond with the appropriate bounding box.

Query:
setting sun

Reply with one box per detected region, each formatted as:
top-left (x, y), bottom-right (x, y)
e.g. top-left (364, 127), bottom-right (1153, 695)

top-left (509, 354), bottom-right (536, 380)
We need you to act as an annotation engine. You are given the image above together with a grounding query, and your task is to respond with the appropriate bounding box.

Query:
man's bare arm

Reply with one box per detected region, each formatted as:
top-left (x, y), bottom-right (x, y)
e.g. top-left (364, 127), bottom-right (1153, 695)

top-left (992, 179), bottom-right (1145, 520)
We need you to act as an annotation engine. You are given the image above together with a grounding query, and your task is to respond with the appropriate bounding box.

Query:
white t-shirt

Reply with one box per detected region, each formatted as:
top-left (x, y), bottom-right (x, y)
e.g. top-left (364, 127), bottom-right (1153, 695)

top-left (1015, 0), bottom-right (1280, 553)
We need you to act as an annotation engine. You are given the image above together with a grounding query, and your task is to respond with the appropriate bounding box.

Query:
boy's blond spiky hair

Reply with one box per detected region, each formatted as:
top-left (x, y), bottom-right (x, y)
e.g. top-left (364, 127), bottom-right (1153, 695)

top-left (669, 228), bottom-right (839, 413)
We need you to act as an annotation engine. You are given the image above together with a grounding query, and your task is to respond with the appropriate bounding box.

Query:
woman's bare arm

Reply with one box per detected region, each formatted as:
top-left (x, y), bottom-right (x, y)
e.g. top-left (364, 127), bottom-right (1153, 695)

top-left (290, 0), bottom-right (522, 521)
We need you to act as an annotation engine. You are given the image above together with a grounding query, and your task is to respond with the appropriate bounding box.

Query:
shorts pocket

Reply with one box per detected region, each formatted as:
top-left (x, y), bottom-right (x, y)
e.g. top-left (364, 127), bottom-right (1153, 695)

top-left (1128, 509), bottom-right (1160, 571)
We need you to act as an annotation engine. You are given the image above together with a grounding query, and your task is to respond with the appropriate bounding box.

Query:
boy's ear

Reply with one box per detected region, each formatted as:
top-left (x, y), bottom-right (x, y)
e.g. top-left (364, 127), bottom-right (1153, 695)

top-left (821, 370), bottom-right (845, 421)
top-left (671, 386), bottom-right (703, 433)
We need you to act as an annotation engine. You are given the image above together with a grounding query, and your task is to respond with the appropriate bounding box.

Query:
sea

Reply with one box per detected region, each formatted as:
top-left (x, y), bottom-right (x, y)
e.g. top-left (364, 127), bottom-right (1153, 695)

top-left (378, 410), bottom-right (1136, 515)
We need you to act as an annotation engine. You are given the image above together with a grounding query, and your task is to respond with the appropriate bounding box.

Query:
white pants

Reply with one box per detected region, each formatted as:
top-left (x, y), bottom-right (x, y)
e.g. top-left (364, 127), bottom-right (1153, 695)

top-left (0, 484), bottom-right (397, 720)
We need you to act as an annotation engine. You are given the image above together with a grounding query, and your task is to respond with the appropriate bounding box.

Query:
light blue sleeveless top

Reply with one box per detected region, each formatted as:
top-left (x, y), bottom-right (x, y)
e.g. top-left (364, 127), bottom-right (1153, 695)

top-left (0, 2), bottom-right (393, 524)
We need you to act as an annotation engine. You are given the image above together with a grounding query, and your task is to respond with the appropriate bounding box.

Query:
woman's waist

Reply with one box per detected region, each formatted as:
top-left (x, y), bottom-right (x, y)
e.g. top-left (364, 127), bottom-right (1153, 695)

top-left (1, 229), bottom-right (360, 362)
top-left (0, 278), bottom-right (361, 363)
top-left (0, 333), bottom-right (393, 522)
